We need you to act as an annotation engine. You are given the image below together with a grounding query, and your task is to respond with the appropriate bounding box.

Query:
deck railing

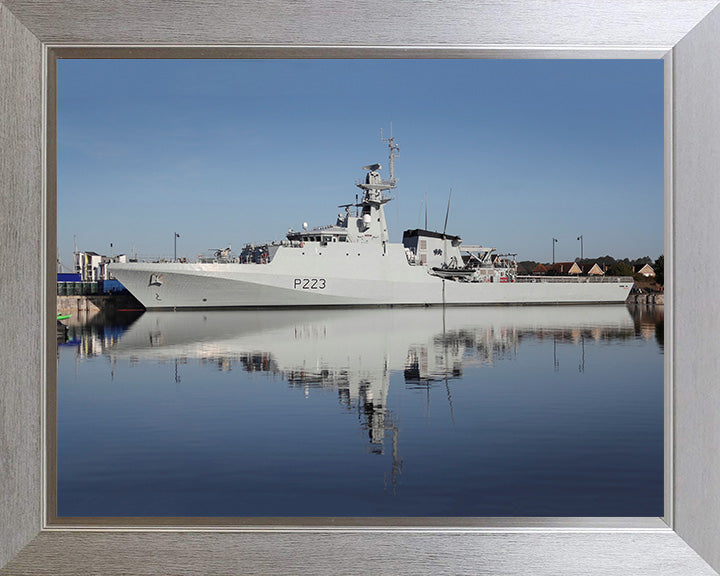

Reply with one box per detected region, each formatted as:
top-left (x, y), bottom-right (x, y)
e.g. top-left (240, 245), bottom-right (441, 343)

top-left (515, 275), bottom-right (633, 284)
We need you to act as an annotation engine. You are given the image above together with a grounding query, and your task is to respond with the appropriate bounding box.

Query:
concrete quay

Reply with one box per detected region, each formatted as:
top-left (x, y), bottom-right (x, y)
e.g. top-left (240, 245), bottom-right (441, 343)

top-left (57, 294), bottom-right (143, 316)
top-left (627, 292), bottom-right (664, 306)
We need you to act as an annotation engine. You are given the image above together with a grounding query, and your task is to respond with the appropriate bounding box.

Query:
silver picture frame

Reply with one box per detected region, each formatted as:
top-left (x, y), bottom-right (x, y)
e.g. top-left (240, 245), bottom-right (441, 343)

top-left (2, 1), bottom-right (720, 574)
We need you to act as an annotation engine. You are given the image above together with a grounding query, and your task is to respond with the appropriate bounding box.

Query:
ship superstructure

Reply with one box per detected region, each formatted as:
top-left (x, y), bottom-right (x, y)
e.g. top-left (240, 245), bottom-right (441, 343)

top-left (109, 136), bottom-right (633, 309)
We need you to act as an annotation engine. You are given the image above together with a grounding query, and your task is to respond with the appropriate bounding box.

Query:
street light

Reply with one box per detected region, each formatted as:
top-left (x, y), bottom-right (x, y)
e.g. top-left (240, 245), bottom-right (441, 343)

top-left (174, 232), bottom-right (180, 262)
top-left (577, 235), bottom-right (584, 261)
top-left (552, 237), bottom-right (558, 264)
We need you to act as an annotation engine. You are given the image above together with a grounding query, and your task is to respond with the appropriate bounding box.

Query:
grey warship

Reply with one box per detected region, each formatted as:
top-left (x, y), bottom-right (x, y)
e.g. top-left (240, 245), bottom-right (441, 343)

top-left (110, 136), bottom-right (633, 309)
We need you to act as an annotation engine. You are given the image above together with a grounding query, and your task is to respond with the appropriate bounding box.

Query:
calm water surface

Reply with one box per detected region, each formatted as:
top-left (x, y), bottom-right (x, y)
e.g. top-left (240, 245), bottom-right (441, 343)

top-left (57, 305), bottom-right (664, 517)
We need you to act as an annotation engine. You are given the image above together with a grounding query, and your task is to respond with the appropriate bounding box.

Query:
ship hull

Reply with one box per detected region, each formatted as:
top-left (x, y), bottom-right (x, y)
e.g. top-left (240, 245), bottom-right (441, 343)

top-left (110, 244), bottom-right (633, 309)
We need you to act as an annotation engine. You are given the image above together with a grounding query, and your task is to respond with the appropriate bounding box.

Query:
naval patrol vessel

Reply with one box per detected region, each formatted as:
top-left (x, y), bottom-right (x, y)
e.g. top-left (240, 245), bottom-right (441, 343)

top-left (109, 136), bottom-right (633, 309)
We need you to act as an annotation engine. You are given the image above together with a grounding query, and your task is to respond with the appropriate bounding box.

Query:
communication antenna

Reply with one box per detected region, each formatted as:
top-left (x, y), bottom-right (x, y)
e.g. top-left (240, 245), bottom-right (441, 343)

top-left (443, 188), bottom-right (452, 267)
top-left (424, 191), bottom-right (428, 230)
top-left (443, 188), bottom-right (452, 236)
top-left (381, 124), bottom-right (400, 187)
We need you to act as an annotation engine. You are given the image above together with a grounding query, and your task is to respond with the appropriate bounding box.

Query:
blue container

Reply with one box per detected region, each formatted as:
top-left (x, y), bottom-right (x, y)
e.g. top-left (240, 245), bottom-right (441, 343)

top-left (102, 279), bottom-right (126, 293)
top-left (57, 273), bottom-right (81, 282)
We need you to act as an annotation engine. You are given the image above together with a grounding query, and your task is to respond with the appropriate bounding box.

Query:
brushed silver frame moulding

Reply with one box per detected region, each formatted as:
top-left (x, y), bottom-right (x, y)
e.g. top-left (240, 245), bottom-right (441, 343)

top-left (42, 44), bottom-right (673, 532)
top-left (2, 2), bottom-right (720, 575)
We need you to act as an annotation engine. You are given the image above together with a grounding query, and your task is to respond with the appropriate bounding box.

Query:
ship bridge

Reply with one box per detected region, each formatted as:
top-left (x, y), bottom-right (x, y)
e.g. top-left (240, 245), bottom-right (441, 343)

top-left (287, 224), bottom-right (350, 244)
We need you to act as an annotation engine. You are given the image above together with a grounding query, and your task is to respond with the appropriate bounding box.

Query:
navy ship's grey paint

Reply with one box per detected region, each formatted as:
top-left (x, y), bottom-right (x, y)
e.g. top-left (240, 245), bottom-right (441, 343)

top-left (110, 137), bottom-right (633, 309)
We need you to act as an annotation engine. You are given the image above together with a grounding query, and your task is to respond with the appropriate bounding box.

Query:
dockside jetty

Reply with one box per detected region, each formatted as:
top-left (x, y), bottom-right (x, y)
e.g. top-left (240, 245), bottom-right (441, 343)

top-left (57, 277), bottom-right (143, 315)
top-left (627, 292), bottom-right (664, 306)
top-left (57, 293), bottom-right (144, 315)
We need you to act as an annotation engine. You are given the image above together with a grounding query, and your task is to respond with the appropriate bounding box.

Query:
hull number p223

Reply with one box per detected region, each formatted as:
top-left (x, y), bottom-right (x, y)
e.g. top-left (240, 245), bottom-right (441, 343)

top-left (294, 278), bottom-right (326, 289)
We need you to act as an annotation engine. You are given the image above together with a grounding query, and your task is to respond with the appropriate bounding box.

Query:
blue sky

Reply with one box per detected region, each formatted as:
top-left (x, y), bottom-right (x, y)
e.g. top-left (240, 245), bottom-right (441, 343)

top-left (57, 59), bottom-right (663, 266)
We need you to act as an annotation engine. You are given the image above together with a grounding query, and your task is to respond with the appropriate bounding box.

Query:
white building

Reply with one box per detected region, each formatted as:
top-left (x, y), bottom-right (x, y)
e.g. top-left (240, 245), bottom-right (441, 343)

top-left (74, 251), bottom-right (127, 281)
top-left (637, 264), bottom-right (656, 277)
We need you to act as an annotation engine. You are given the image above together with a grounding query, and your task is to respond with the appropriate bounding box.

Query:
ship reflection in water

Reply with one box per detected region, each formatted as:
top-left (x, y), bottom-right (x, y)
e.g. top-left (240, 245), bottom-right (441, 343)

top-left (57, 305), bottom-right (663, 517)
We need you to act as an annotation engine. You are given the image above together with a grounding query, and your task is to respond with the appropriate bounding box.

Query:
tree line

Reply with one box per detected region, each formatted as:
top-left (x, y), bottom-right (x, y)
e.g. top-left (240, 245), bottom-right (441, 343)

top-left (517, 255), bottom-right (664, 285)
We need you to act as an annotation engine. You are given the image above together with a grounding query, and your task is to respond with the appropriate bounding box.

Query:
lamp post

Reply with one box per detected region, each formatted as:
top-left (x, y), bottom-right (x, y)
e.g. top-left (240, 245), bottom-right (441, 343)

top-left (577, 235), bottom-right (584, 261)
top-left (552, 237), bottom-right (558, 264)
top-left (174, 232), bottom-right (180, 262)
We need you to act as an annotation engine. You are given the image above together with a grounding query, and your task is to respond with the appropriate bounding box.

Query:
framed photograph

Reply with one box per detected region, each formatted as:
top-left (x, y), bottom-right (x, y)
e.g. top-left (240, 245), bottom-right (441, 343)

top-left (50, 57), bottom-right (664, 522)
top-left (2, 1), bottom-right (720, 574)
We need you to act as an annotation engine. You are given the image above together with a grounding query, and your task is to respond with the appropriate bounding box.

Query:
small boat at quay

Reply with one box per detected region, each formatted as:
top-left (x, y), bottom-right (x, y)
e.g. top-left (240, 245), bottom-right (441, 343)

top-left (109, 136), bottom-right (633, 310)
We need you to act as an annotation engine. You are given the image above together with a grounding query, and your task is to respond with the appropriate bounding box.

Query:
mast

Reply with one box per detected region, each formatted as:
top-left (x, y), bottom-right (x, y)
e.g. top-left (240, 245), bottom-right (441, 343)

top-left (381, 125), bottom-right (400, 187)
top-left (355, 131), bottom-right (400, 245)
